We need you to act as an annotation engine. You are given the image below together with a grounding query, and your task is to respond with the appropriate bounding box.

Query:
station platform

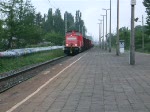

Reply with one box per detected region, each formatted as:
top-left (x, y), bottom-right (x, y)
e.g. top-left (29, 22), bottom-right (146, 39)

top-left (3, 47), bottom-right (150, 112)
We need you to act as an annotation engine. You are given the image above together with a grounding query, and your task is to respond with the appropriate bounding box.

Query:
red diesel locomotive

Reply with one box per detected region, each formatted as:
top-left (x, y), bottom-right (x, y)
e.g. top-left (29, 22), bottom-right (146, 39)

top-left (64, 31), bottom-right (93, 55)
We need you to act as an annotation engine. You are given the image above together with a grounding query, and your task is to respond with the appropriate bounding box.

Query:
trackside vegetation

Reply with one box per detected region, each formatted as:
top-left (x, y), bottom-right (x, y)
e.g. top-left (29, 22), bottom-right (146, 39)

top-left (0, 0), bottom-right (87, 51)
top-left (109, 1), bottom-right (150, 53)
top-left (109, 26), bottom-right (150, 53)
top-left (0, 49), bottom-right (64, 74)
top-left (0, 0), bottom-right (87, 74)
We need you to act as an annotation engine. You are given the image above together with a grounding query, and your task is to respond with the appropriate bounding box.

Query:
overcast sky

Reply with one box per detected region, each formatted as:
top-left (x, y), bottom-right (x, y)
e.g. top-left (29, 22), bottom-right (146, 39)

top-left (32, 0), bottom-right (146, 41)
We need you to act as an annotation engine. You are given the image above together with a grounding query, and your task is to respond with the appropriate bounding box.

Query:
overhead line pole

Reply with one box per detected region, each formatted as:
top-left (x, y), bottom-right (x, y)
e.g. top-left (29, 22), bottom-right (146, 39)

top-left (65, 12), bottom-right (67, 35)
top-left (79, 25), bottom-right (80, 33)
top-left (98, 19), bottom-right (103, 49)
top-left (98, 23), bottom-right (101, 48)
top-left (130, 0), bottom-right (136, 65)
top-left (101, 15), bottom-right (106, 50)
top-left (82, 26), bottom-right (84, 36)
top-left (103, 9), bottom-right (110, 51)
top-left (142, 15), bottom-right (144, 51)
top-left (109, 0), bottom-right (112, 52)
top-left (98, 22), bottom-right (102, 48)
top-left (116, 0), bottom-right (120, 56)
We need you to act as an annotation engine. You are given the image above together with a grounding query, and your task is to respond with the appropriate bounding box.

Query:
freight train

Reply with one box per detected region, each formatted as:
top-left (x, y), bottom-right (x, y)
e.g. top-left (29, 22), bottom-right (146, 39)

top-left (64, 31), bottom-right (93, 55)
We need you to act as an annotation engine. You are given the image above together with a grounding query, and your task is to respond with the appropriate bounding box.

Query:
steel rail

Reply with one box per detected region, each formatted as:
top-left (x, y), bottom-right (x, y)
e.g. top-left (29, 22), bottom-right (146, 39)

top-left (0, 55), bottom-right (66, 93)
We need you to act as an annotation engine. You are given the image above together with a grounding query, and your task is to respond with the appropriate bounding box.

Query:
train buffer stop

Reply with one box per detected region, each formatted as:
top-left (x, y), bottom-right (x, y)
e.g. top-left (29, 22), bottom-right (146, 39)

top-left (1, 47), bottom-right (150, 112)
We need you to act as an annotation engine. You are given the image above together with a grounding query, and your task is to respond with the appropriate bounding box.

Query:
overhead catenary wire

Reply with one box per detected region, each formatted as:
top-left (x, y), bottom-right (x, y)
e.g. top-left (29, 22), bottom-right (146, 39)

top-left (47, 0), bottom-right (57, 9)
top-left (47, 0), bottom-right (66, 13)
top-left (51, 0), bottom-right (66, 12)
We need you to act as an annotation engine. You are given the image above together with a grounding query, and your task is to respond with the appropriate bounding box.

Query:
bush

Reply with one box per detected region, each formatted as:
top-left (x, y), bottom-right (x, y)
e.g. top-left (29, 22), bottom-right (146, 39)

top-left (44, 32), bottom-right (64, 46)
top-left (145, 43), bottom-right (150, 52)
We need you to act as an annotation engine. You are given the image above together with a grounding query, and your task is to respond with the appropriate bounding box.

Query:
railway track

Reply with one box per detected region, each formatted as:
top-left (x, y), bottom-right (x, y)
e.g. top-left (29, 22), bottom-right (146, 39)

top-left (0, 56), bottom-right (67, 93)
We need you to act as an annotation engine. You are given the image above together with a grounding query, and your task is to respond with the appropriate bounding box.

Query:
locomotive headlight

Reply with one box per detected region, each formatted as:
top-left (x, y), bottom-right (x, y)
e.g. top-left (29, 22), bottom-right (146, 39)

top-left (66, 44), bottom-right (68, 46)
top-left (75, 44), bottom-right (77, 46)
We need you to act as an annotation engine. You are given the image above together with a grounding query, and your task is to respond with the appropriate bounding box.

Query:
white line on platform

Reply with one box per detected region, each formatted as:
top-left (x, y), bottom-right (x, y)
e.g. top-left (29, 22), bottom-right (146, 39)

top-left (6, 53), bottom-right (86, 112)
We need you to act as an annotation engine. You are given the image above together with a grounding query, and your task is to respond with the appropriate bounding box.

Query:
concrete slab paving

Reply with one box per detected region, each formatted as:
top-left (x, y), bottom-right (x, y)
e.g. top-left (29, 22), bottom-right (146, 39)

top-left (6, 47), bottom-right (150, 112)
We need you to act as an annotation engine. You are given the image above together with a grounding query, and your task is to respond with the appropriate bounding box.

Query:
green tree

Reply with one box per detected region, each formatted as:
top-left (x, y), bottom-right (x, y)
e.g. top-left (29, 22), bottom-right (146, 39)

top-left (135, 25), bottom-right (143, 50)
top-left (143, 0), bottom-right (150, 34)
top-left (74, 10), bottom-right (87, 36)
top-left (0, 19), bottom-right (4, 50)
top-left (75, 10), bottom-right (81, 32)
top-left (0, 1), bottom-right (89, 50)
top-left (16, 0), bottom-right (43, 47)
top-left (43, 8), bottom-right (64, 46)
top-left (53, 9), bottom-right (64, 34)
top-left (44, 31), bottom-right (64, 45)
top-left (0, 0), bottom-right (20, 49)
top-left (143, 0), bottom-right (150, 52)
top-left (0, 0), bottom-right (41, 49)
top-left (35, 12), bottom-right (43, 27)
top-left (44, 8), bottom-right (53, 33)
top-left (119, 27), bottom-right (130, 49)
top-left (110, 27), bottom-right (130, 49)
top-left (64, 11), bottom-right (74, 31)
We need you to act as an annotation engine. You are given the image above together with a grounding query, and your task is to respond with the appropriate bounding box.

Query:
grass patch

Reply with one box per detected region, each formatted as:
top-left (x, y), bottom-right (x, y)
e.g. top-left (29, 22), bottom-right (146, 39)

top-left (0, 49), bottom-right (65, 74)
top-left (136, 48), bottom-right (150, 54)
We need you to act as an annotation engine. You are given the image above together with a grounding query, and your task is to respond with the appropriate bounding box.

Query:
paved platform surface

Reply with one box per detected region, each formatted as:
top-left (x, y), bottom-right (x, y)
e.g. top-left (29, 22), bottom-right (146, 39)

top-left (6, 47), bottom-right (150, 112)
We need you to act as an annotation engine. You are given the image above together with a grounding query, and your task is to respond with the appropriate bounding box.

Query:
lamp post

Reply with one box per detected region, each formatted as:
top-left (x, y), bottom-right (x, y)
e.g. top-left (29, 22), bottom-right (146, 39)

top-left (116, 0), bottom-right (120, 56)
top-left (103, 8), bottom-right (110, 51)
top-left (101, 15), bottom-right (106, 49)
top-left (130, 0), bottom-right (136, 65)
top-left (109, 0), bottom-right (112, 52)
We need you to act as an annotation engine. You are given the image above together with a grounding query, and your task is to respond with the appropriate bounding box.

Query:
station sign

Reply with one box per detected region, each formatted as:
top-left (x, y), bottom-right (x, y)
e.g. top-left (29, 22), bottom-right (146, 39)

top-left (119, 40), bottom-right (125, 54)
top-left (119, 41), bottom-right (124, 48)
